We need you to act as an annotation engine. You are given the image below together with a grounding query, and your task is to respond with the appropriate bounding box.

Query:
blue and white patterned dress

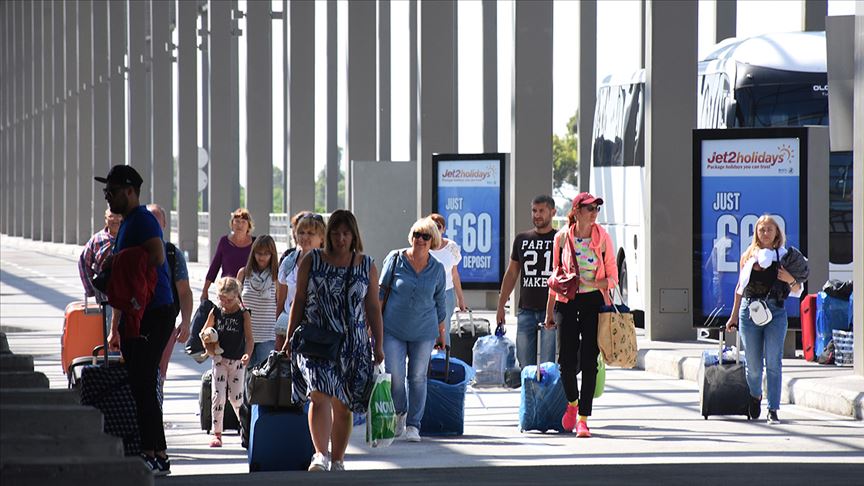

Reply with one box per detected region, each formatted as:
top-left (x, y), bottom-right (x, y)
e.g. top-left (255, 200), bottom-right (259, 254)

top-left (291, 249), bottom-right (374, 413)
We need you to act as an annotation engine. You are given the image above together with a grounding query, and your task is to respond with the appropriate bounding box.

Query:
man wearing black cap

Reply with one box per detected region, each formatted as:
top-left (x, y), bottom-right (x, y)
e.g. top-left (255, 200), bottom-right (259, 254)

top-left (96, 165), bottom-right (175, 475)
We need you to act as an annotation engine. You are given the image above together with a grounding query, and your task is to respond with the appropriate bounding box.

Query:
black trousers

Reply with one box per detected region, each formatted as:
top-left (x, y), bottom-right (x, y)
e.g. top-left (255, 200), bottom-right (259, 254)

top-left (120, 305), bottom-right (175, 453)
top-left (553, 291), bottom-right (604, 416)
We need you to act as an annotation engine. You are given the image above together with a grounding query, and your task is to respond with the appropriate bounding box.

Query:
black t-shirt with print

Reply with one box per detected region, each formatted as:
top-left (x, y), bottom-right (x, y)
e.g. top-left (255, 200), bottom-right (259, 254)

top-left (213, 307), bottom-right (249, 360)
top-left (510, 229), bottom-right (557, 310)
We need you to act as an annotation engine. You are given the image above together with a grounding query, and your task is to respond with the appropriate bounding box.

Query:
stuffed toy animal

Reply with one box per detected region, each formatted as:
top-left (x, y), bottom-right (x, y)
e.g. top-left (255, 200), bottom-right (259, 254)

top-left (200, 327), bottom-right (225, 360)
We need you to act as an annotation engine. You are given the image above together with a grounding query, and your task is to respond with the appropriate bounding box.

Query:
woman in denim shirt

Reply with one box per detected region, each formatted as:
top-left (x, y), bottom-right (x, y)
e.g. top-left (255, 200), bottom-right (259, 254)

top-left (379, 217), bottom-right (447, 443)
top-left (726, 215), bottom-right (804, 424)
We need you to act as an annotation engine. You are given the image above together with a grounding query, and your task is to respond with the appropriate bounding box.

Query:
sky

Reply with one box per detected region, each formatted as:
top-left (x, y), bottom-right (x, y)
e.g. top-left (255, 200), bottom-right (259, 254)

top-left (176, 0), bottom-right (859, 195)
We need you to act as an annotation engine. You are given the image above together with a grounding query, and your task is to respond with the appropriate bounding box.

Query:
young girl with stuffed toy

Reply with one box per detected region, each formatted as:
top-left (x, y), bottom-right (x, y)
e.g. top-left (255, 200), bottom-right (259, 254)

top-left (202, 277), bottom-right (253, 447)
top-left (237, 234), bottom-right (280, 367)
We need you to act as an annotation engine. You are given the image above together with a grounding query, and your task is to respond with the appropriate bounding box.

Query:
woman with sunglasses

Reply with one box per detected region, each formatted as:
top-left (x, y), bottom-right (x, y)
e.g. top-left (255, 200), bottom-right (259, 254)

top-left (428, 214), bottom-right (467, 345)
top-left (544, 192), bottom-right (618, 438)
top-left (201, 208), bottom-right (256, 302)
top-left (379, 217), bottom-right (447, 443)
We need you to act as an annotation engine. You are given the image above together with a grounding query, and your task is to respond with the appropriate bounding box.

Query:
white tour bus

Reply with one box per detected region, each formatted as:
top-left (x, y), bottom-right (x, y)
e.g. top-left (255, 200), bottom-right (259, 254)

top-left (590, 31), bottom-right (854, 313)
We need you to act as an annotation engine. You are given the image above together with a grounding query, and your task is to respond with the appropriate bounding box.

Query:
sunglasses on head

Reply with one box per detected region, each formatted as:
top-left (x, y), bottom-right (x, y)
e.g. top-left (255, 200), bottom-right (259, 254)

top-left (581, 204), bottom-right (601, 213)
top-left (413, 232), bottom-right (432, 241)
top-left (301, 213), bottom-right (324, 223)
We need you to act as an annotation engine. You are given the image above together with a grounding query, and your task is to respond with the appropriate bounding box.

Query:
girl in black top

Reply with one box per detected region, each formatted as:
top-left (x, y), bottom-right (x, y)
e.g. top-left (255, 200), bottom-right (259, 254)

top-left (201, 277), bottom-right (253, 447)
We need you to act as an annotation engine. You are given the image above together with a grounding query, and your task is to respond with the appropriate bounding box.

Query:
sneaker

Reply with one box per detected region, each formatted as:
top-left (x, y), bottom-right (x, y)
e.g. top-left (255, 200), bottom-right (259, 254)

top-left (561, 403), bottom-right (579, 432)
top-left (141, 454), bottom-right (160, 475)
top-left (331, 460), bottom-right (345, 471)
top-left (154, 455), bottom-right (171, 476)
top-left (767, 410), bottom-right (781, 425)
top-left (395, 413), bottom-right (407, 437)
top-left (308, 452), bottom-right (330, 472)
top-left (576, 420), bottom-right (591, 438)
top-left (748, 395), bottom-right (762, 420)
top-left (404, 426), bottom-right (422, 442)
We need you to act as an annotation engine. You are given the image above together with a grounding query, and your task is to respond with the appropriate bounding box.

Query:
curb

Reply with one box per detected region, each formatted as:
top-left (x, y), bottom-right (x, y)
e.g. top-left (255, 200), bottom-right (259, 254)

top-left (636, 348), bottom-right (864, 420)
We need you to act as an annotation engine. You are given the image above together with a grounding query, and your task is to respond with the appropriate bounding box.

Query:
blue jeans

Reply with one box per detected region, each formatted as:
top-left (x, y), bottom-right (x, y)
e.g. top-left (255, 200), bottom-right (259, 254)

top-left (250, 340), bottom-right (275, 369)
top-left (443, 288), bottom-right (456, 346)
top-left (516, 308), bottom-right (557, 367)
top-left (739, 297), bottom-right (788, 411)
top-left (383, 333), bottom-right (436, 429)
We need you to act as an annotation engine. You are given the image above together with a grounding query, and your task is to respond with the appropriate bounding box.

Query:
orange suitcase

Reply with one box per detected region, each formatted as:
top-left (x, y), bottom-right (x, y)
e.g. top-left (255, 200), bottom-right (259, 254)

top-left (61, 299), bottom-right (105, 375)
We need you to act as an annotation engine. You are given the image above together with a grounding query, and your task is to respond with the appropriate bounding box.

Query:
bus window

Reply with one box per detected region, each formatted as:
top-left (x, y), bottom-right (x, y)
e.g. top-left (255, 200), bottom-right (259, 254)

top-left (734, 83), bottom-right (828, 128)
top-left (829, 151), bottom-right (853, 265)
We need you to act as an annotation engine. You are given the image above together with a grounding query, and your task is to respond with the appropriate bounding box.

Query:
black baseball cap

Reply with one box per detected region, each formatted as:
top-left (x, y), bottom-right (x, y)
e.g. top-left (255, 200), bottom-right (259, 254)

top-left (95, 165), bottom-right (143, 188)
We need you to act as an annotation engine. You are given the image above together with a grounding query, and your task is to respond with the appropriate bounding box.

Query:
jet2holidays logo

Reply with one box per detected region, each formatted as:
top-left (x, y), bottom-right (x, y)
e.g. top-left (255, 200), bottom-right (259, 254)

top-left (703, 138), bottom-right (799, 176)
top-left (438, 161), bottom-right (500, 187)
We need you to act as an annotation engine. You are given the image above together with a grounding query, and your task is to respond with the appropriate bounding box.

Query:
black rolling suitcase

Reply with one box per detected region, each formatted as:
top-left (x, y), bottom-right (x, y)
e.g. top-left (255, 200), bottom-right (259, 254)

top-left (449, 310), bottom-right (491, 366)
top-left (77, 304), bottom-right (142, 455)
top-left (699, 330), bottom-right (751, 420)
top-left (199, 368), bottom-right (241, 433)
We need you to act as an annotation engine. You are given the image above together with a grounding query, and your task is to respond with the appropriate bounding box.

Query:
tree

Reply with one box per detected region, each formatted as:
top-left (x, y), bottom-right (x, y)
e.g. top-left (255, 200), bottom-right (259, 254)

top-left (552, 111), bottom-right (580, 198)
top-left (314, 167), bottom-right (344, 214)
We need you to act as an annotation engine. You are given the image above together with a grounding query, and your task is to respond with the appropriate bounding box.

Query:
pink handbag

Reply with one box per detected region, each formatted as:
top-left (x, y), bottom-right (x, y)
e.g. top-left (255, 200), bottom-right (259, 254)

top-left (547, 231), bottom-right (580, 300)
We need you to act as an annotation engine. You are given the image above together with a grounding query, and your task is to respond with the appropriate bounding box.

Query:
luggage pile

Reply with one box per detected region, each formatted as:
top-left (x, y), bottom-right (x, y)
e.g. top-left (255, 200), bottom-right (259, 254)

top-left (449, 310), bottom-right (490, 366)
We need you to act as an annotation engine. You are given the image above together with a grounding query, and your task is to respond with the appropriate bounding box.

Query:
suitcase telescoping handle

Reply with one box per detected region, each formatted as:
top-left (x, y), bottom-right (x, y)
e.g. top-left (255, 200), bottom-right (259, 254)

top-left (99, 302), bottom-right (109, 367)
top-left (83, 294), bottom-right (102, 315)
top-left (718, 329), bottom-right (741, 365)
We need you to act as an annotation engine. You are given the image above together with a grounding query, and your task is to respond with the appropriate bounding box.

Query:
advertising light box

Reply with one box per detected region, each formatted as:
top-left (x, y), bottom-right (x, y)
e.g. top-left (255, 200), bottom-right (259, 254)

top-left (693, 129), bottom-right (808, 328)
top-left (432, 153), bottom-right (506, 290)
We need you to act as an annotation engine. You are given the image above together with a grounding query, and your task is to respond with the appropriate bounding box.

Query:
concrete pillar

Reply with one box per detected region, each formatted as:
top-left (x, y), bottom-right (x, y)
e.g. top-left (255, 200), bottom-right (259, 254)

top-left (852, 3), bottom-right (864, 377)
top-left (7, 1), bottom-right (16, 237)
top-left (409, 0), bottom-right (417, 162)
top-left (286, 1), bottom-right (315, 218)
top-left (482, 0), bottom-right (497, 153)
top-left (715, 0), bottom-right (736, 44)
top-left (346, 1), bottom-right (376, 210)
top-left (16, 0), bottom-right (25, 238)
top-left (209, 0), bottom-right (240, 259)
top-left (63, 0), bottom-right (79, 243)
top-left (512, 1), bottom-right (553, 235)
top-left (177, 0), bottom-right (199, 261)
top-left (128, 0), bottom-right (150, 201)
top-left (52, 0), bottom-right (64, 243)
top-left (577, 0), bottom-right (596, 193)
top-left (1, 1), bottom-right (6, 236)
top-left (417, 1), bottom-right (456, 217)
top-left (108, 0), bottom-right (125, 169)
top-left (151, 0), bottom-right (172, 227)
top-left (644, 0), bottom-right (698, 341)
top-left (41, 0), bottom-right (53, 241)
top-left (78, 0), bottom-right (94, 244)
top-left (803, 0), bottom-right (827, 32)
top-left (23, 1), bottom-right (33, 239)
top-left (246, 0), bottom-right (273, 233)
top-left (92, 0), bottom-right (109, 230)
top-left (33, 0), bottom-right (44, 240)
top-left (378, 0), bottom-right (391, 161)
top-left (326, 0), bottom-right (338, 211)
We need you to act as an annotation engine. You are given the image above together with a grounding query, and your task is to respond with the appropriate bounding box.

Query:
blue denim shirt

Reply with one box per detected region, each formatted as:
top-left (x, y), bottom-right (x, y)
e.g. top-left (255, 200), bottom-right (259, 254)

top-left (379, 249), bottom-right (447, 342)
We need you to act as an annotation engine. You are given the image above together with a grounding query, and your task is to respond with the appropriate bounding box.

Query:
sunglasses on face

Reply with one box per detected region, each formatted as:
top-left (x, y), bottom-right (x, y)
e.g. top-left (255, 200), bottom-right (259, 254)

top-left (413, 232), bottom-right (432, 241)
top-left (102, 186), bottom-right (125, 199)
top-left (581, 204), bottom-right (601, 213)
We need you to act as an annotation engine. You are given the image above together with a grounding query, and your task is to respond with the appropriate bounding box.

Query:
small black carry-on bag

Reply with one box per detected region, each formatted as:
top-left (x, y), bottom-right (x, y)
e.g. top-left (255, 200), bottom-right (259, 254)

top-left (699, 330), bottom-right (751, 420)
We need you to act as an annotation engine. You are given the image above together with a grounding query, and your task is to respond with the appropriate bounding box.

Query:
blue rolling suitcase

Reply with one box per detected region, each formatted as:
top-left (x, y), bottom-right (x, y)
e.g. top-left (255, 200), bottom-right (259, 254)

top-left (815, 291), bottom-right (851, 357)
top-left (519, 362), bottom-right (568, 433)
top-left (421, 349), bottom-right (472, 436)
top-left (248, 404), bottom-right (315, 472)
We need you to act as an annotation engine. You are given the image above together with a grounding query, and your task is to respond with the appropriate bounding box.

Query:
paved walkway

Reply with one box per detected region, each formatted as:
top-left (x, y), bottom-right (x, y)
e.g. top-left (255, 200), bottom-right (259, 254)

top-left (2, 235), bottom-right (862, 481)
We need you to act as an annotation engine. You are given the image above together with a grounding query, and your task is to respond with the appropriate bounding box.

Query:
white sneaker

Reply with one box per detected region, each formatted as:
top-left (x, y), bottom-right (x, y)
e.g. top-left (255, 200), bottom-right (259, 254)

top-left (394, 413), bottom-right (407, 437)
top-left (331, 460), bottom-right (345, 471)
top-left (308, 452), bottom-right (330, 472)
top-left (404, 426), bottom-right (421, 442)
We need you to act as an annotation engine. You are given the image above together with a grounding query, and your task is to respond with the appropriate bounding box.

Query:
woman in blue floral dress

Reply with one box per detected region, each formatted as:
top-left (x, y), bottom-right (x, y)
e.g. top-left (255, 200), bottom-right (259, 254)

top-left (283, 209), bottom-right (385, 472)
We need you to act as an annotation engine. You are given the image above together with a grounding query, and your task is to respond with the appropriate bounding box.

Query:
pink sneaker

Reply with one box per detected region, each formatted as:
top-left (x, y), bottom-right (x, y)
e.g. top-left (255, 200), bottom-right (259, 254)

top-left (561, 403), bottom-right (579, 432)
top-left (576, 420), bottom-right (591, 438)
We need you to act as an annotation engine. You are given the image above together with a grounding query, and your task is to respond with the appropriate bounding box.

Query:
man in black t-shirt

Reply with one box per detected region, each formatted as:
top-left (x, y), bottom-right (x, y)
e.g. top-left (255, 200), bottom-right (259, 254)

top-left (496, 195), bottom-right (558, 367)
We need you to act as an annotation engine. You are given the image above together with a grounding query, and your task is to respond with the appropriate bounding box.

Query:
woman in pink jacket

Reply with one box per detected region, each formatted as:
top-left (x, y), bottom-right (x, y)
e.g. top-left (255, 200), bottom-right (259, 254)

top-left (544, 192), bottom-right (618, 438)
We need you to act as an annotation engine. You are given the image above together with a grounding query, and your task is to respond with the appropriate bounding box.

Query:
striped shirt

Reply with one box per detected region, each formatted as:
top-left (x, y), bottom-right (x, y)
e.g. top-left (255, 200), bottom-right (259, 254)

top-left (78, 228), bottom-right (114, 302)
top-left (242, 269), bottom-right (278, 343)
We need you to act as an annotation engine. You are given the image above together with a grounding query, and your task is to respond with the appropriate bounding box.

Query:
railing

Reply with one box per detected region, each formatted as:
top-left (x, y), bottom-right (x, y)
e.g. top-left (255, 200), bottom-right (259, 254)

top-left (170, 211), bottom-right (296, 247)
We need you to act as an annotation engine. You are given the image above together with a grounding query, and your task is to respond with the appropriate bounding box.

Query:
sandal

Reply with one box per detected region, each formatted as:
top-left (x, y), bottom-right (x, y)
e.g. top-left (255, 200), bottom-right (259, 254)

top-left (209, 436), bottom-right (223, 448)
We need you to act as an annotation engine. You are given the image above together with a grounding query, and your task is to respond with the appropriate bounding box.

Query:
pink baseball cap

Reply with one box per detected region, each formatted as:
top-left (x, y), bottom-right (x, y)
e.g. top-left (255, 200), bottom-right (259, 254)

top-left (572, 192), bottom-right (604, 207)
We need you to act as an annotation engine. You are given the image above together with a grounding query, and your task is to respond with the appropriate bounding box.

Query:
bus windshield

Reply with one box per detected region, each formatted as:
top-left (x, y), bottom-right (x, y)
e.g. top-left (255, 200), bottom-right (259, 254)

top-left (734, 83), bottom-right (828, 127)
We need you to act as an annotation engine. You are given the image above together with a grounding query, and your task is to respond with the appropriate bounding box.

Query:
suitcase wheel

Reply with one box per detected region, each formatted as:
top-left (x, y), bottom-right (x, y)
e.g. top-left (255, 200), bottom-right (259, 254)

top-left (703, 415), bottom-right (708, 420)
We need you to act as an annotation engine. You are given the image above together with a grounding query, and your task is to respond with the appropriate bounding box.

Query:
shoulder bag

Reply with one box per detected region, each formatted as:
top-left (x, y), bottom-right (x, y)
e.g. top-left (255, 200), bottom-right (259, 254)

top-left (295, 251), bottom-right (355, 361)
top-left (380, 251), bottom-right (401, 312)
top-left (547, 229), bottom-right (580, 300)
